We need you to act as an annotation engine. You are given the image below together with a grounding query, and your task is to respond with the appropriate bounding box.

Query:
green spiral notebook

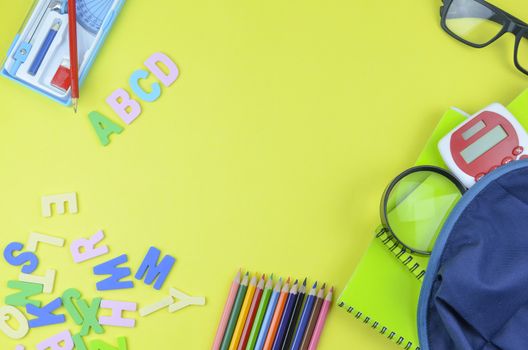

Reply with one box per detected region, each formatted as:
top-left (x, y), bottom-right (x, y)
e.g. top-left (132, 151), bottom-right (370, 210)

top-left (337, 89), bottom-right (528, 350)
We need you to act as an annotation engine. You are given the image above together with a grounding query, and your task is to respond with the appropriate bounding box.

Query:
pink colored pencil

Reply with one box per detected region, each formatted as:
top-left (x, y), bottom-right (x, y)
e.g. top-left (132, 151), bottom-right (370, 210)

top-left (307, 287), bottom-right (333, 350)
top-left (213, 270), bottom-right (242, 350)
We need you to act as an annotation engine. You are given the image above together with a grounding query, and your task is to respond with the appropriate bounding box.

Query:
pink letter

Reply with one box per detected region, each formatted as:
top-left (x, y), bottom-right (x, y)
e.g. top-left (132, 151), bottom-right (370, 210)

top-left (144, 52), bottom-right (179, 87)
top-left (106, 88), bottom-right (141, 125)
top-left (99, 300), bottom-right (137, 328)
top-left (70, 230), bottom-right (109, 263)
top-left (37, 330), bottom-right (73, 350)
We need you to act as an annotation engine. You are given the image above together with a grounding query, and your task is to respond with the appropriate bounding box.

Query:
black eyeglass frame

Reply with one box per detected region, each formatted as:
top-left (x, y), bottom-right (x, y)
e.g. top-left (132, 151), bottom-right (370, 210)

top-left (440, 0), bottom-right (528, 75)
top-left (379, 165), bottom-right (467, 256)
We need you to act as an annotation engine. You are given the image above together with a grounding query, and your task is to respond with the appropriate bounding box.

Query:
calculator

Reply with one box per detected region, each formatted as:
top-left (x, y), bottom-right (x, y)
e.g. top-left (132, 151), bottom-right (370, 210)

top-left (438, 103), bottom-right (528, 188)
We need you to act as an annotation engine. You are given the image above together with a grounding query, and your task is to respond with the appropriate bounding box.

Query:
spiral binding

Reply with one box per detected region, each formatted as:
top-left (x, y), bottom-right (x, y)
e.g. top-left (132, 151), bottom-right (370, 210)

top-left (337, 300), bottom-right (421, 350)
top-left (375, 228), bottom-right (426, 281)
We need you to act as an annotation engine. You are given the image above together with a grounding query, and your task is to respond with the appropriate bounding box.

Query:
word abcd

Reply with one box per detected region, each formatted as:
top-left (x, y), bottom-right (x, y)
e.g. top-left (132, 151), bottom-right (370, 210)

top-left (1, 192), bottom-right (205, 349)
top-left (88, 52), bottom-right (180, 146)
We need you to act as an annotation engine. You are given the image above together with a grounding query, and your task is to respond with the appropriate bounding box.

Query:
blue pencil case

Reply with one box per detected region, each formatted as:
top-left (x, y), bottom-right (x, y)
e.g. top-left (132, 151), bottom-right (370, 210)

top-left (1, 0), bottom-right (125, 106)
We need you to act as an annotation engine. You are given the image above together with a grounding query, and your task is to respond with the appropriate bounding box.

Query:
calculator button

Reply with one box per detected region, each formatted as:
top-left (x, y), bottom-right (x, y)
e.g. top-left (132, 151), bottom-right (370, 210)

top-left (475, 173), bottom-right (486, 182)
top-left (513, 146), bottom-right (524, 156)
top-left (502, 157), bottom-right (514, 165)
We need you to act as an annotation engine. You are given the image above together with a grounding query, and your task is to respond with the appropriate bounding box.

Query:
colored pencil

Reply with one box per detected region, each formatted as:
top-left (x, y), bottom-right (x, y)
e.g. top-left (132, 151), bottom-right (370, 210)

top-left (307, 287), bottom-right (333, 350)
top-left (300, 284), bottom-right (326, 350)
top-left (229, 275), bottom-right (258, 350)
top-left (238, 275), bottom-right (265, 350)
top-left (213, 270), bottom-right (242, 350)
top-left (281, 278), bottom-right (307, 350)
top-left (263, 278), bottom-right (291, 350)
top-left (272, 280), bottom-right (298, 350)
top-left (254, 278), bottom-right (282, 350)
top-left (246, 276), bottom-right (274, 350)
top-left (220, 272), bottom-right (250, 350)
top-left (68, 0), bottom-right (80, 112)
top-left (290, 282), bottom-right (318, 350)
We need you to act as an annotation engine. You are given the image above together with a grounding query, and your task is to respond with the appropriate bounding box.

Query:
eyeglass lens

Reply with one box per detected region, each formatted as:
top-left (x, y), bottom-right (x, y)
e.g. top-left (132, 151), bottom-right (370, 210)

top-left (445, 0), bottom-right (506, 46)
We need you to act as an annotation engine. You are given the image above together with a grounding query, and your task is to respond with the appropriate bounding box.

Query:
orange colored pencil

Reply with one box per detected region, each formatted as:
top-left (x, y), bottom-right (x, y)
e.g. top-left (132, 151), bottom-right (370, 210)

top-left (263, 278), bottom-right (290, 350)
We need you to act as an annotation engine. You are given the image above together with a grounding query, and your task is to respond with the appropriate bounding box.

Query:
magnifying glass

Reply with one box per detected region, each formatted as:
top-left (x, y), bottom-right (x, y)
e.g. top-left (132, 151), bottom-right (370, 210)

top-left (380, 166), bottom-right (466, 255)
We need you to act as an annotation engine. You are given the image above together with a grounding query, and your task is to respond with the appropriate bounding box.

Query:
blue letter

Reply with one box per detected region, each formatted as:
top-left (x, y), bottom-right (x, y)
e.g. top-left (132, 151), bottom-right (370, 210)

top-left (135, 247), bottom-right (176, 290)
top-left (3, 242), bottom-right (39, 274)
top-left (27, 297), bottom-right (66, 328)
top-left (129, 69), bottom-right (161, 102)
top-left (93, 254), bottom-right (134, 291)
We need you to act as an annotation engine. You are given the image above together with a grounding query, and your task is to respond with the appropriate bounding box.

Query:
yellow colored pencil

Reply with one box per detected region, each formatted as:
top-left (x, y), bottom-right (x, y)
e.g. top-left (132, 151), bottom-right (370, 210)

top-left (229, 274), bottom-right (258, 350)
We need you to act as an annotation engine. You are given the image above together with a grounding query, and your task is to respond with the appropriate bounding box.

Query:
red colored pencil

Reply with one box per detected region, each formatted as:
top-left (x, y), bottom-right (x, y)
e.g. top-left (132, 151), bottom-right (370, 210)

top-left (68, 0), bottom-right (79, 112)
top-left (237, 275), bottom-right (265, 350)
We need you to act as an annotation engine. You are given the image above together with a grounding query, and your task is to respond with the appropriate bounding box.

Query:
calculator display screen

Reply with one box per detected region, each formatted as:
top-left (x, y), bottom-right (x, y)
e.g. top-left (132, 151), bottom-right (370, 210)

top-left (460, 125), bottom-right (508, 163)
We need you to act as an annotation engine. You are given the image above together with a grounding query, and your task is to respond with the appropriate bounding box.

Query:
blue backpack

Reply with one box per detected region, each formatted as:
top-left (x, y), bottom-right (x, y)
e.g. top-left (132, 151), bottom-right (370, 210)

top-left (418, 160), bottom-right (528, 350)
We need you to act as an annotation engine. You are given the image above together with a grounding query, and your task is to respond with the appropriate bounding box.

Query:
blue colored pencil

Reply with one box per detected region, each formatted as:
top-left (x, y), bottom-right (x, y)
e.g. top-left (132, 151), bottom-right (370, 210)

top-left (272, 280), bottom-right (299, 350)
top-left (254, 278), bottom-right (282, 350)
top-left (281, 278), bottom-right (307, 350)
top-left (290, 282), bottom-right (318, 350)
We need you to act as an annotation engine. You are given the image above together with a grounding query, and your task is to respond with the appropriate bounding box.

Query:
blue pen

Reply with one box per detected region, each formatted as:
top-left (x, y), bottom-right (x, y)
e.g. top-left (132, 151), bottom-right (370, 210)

top-left (290, 282), bottom-right (318, 350)
top-left (28, 19), bottom-right (61, 76)
top-left (254, 278), bottom-right (282, 350)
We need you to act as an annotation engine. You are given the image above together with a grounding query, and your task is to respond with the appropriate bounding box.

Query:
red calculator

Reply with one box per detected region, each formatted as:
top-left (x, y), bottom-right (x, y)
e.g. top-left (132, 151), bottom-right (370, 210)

top-left (438, 103), bottom-right (528, 188)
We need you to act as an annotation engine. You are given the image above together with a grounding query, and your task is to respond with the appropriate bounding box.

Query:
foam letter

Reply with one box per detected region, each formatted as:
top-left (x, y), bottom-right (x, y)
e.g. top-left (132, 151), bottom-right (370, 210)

top-left (93, 255), bottom-right (134, 291)
top-left (106, 89), bottom-right (141, 125)
top-left (78, 298), bottom-right (104, 336)
top-left (144, 52), bottom-right (179, 87)
top-left (139, 287), bottom-right (205, 317)
top-left (0, 306), bottom-right (29, 339)
top-left (72, 334), bottom-right (88, 350)
top-left (89, 337), bottom-right (127, 350)
top-left (61, 289), bottom-right (104, 336)
top-left (99, 300), bottom-right (137, 328)
top-left (27, 232), bottom-right (65, 252)
top-left (62, 288), bottom-right (83, 324)
top-left (88, 111), bottom-right (124, 146)
top-left (129, 70), bottom-right (161, 103)
top-left (27, 297), bottom-right (66, 328)
top-left (5, 281), bottom-right (43, 307)
top-left (70, 230), bottom-right (109, 263)
top-left (3, 242), bottom-right (39, 274)
top-left (19, 269), bottom-right (56, 294)
top-left (36, 330), bottom-right (73, 350)
top-left (135, 247), bottom-right (176, 290)
top-left (41, 193), bottom-right (78, 217)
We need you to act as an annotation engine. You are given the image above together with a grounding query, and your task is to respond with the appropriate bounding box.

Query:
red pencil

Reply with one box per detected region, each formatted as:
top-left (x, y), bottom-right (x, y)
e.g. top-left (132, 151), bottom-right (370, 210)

top-left (68, 0), bottom-right (79, 112)
top-left (237, 275), bottom-right (265, 350)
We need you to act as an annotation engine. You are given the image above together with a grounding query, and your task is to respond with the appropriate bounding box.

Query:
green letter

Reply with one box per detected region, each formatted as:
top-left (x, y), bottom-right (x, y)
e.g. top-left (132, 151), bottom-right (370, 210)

top-left (88, 111), bottom-right (124, 146)
top-left (5, 281), bottom-right (43, 307)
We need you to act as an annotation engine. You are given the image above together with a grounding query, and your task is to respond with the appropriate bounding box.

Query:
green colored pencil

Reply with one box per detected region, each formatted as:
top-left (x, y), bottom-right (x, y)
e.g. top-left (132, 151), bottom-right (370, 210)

top-left (221, 272), bottom-right (250, 350)
top-left (245, 275), bottom-right (274, 350)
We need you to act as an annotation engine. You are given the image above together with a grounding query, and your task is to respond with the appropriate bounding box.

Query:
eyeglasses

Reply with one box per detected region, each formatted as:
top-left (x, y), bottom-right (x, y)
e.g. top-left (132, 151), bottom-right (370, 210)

top-left (440, 0), bottom-right (528, 76)
top-left (379, 166), bottom-right (466, 255)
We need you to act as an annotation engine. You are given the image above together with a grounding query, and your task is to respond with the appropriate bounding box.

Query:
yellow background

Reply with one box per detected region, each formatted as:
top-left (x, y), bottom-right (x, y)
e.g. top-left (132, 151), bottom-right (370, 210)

top-left (0, 0), bottom-right (527, 348)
